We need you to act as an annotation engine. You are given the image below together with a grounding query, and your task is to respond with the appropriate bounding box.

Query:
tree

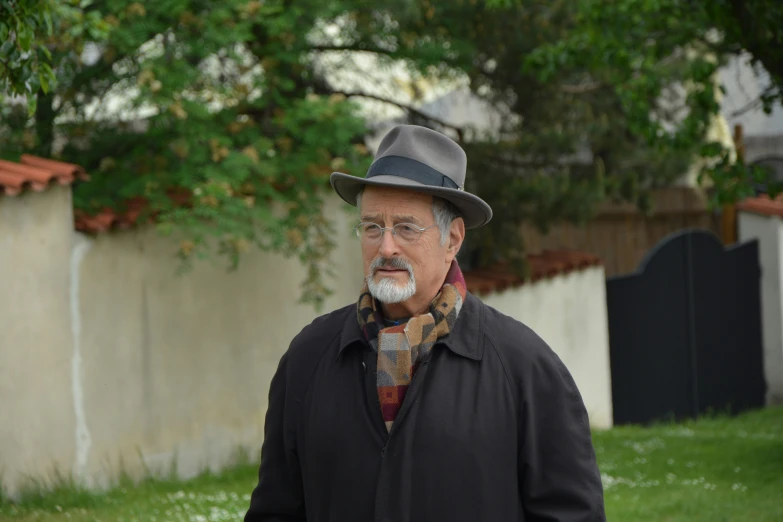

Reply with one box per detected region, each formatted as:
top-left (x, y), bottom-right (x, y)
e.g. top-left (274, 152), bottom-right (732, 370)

top-left (0, 0), bottom-right (109, 114)
top-left (1, 0), bottom-right (376, 308)
top-left (704, 1), bottom-right (783, 113)
top-left (361, 0), bottom-right (783, 269)
top-left (327, 1), bottom-right (711, 270)
top-left (520, 0), bottom-right (783, 206)
top-left (5, 0), bottom-right (778, 305)
top-left (1, 0), bottom-right (56, 115)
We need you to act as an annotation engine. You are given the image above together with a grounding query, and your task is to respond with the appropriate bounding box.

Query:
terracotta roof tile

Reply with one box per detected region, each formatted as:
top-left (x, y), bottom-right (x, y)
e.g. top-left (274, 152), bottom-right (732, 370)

top-left (0, 155), bottom-right (88, 196)
top-left (463, 250), bottom-right (603, 295)
top-left (74, 197), bottom-right (150, 234)
top-left (736, 193), bottom-right (783, 218)
top-left (74, 189), bottom-right (192, 234)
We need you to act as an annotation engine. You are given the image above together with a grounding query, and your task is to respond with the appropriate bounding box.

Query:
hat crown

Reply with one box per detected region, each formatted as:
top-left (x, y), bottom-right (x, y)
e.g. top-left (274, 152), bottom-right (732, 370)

top-left (328, 123), bottom-right (493, 229)
top-left (374, 125), bottom-right (466, 189)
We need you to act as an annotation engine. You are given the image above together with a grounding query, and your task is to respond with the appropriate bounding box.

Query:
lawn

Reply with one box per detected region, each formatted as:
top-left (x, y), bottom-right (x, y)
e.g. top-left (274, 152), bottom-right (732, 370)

top-left (2, 406), bottom-right (782, 522)
top-left (594, 405), bottom-right (783, 521)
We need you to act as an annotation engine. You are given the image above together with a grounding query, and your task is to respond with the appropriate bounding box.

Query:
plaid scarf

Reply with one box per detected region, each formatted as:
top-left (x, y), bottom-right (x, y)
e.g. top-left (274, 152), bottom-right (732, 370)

top-left (357, 261), bottom-right (467, 432)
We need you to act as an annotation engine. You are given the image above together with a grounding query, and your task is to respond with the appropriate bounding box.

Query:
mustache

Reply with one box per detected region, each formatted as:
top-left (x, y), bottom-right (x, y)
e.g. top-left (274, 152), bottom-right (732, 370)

top-left (370, 256), bottom-right (413, 274)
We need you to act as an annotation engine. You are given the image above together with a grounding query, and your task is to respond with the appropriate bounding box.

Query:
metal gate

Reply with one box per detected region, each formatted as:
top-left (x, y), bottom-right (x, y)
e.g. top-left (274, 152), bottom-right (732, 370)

top-left (606, 229), bottom-right (765, 425)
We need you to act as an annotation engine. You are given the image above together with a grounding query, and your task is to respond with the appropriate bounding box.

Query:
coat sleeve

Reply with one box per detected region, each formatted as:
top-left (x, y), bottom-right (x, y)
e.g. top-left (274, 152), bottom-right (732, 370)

top-left (245, 352), bottom-right (306, 522)
top-left (516, 336), bottom-right (606, 522)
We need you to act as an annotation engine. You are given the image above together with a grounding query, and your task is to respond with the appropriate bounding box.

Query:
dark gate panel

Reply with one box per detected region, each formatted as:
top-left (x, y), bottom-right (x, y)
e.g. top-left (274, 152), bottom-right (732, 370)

top-left (691, 235), bottom-right (766, 415)
top-left (607, 232), bottom-right (693, 425)
top-left (606, 229), bottom-right (765, 425)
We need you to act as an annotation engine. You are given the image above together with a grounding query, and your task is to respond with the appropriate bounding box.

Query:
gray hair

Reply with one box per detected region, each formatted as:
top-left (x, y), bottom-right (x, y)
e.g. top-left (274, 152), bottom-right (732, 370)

top-left (356, 188), bottom-right (461, 246)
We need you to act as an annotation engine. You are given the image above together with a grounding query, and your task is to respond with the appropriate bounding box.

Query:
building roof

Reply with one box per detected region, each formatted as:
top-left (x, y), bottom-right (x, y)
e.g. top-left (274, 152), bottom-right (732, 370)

top-left (0, 154), bottom-right (153, 233)
top-left (737, 193), bottom-right (783, 218)
top-left (73, 189), bottom-right (191, 234)
top-left (0, 155), bottom-right (88, 196)
top-left (73, 197), bottom-right (149, 234)
top-left (463, 250), bottom-right (603, 295)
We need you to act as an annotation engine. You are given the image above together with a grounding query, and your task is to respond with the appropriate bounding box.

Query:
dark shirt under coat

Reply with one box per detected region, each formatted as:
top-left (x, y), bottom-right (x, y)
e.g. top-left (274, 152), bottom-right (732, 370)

top-left (244, 292), bottom-right (606, 522)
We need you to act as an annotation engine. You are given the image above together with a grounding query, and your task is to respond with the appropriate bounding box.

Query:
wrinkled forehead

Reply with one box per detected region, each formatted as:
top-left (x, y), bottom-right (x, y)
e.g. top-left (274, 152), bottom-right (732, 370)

top-left (359, 186), bottom-right (434, 222)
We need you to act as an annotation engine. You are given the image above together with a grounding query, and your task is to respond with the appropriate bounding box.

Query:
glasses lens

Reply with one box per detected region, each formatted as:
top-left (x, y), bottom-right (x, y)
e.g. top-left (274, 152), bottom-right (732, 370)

top-left (360, 223), bottom-right (382, 242)
top-left (395, 224), bottom-right (420, 243)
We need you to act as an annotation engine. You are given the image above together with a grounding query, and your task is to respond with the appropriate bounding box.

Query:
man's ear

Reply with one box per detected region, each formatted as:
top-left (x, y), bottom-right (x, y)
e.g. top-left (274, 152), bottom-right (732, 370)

top-left (445, 217), bottom-right (466, 263)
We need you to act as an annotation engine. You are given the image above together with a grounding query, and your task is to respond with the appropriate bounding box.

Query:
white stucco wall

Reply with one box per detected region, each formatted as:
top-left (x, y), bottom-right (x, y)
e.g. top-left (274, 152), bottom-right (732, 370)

top-left (739, 211), bottom-right (783, 405)
top-left (71, 194), bottom-right (365, 487)
top-left (0, 186), bottom-right (615, 496)
top-left (0, 186), bottom-right (78, 495)
top-left (0, 192), bottom-right (365, 496)
top-left (477, 266), bottom-right (614, 429)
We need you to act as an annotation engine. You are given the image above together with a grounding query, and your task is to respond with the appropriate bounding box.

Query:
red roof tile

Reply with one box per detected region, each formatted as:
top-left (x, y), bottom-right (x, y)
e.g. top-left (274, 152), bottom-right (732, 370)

top-left (737, 193), bottom-right (783, 218)
top-left (74, 188), bottom-right (192, 234)
top-left (0, 155), bottom-right (162, 234)
top-left (463, 250), bottom-right (603, 295)
top-left (73, 197), bottom-right (149, 234)
top-left (0, 155), bottom-right (88, 196)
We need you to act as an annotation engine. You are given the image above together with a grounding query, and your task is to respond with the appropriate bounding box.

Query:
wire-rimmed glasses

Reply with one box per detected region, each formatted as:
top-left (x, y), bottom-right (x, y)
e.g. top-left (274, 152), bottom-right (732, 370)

top-left (354, 222), bottom-right (437, 245)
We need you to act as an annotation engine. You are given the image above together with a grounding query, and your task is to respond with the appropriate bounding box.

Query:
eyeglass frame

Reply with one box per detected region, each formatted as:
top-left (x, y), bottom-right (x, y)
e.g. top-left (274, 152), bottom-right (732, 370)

top-left (353, 221), bottom-right (438, 245)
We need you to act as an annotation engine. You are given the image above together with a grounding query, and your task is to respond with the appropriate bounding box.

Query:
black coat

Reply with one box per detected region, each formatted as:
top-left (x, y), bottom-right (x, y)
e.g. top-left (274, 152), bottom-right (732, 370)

top-left (245, 293), bottom-right (606, 522)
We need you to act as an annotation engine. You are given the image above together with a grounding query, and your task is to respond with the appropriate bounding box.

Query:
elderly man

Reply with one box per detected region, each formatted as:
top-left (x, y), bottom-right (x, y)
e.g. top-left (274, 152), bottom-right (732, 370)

top-left (244, 125), bottom-right (606, 522)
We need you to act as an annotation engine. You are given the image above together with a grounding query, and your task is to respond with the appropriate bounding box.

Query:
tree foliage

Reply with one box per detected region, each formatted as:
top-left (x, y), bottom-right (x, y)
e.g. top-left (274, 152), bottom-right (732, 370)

top-left (0, 0), bottom-right (109, 113)
top-left (0, 0), bottom-right (55, 108)
top-left (521, 0), bottom-right (783, 206)
top-left (414, 0), bottom-right (781, 268)
top-left (705, 0), bottom-right (783, 112)
top-left (3, 0), bottom-right (781, 305)
top-left (2, 0), bottom-right (376, 308)
top-left (350, 1), bottom-right (707, 269)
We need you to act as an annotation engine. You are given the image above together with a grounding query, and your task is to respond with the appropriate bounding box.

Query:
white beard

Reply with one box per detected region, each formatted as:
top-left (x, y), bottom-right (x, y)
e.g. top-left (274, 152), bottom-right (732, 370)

top-left (366, 257), bottom-right (417, 304)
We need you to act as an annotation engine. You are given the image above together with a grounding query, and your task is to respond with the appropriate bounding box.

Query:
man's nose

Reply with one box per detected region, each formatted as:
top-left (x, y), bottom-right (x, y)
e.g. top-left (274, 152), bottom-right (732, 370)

top-left (378, 228), bottom-right (400, 258)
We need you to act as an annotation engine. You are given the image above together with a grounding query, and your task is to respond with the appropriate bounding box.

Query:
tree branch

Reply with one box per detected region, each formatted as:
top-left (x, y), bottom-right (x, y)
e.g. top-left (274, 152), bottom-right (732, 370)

top-left (330, 90), bottom-right (466, 140)
top-left (728, 0), bottom-right (783, 90)
top-left (560, 81), bottom-right (603, 94)
top-left (309, 44), bottom-right (403, 59)
top-left (309, 44), bottom-right (461, 68)
top-left (728, 85), bottom-right (779, 118)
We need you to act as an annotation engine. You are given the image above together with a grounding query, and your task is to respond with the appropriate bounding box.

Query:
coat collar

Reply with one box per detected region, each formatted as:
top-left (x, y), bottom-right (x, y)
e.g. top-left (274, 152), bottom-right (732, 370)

top-left (336, 292), bottom-right (484, 361)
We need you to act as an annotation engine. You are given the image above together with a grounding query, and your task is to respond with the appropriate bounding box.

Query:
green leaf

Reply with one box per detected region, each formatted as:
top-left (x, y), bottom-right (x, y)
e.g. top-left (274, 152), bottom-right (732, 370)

top-left (39, 71), bottom-right (49, 94)
top-left (26, 94), bottom-right (37, 117)
top-left (43, 8), bottom-right (53, 35)
top-left (16, 28), bottom-right (33, 50)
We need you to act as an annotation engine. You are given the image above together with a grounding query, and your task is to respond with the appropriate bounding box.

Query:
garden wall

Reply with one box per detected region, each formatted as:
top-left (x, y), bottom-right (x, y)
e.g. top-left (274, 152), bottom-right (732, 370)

top-left (1, 178), bottom-right (613, 496)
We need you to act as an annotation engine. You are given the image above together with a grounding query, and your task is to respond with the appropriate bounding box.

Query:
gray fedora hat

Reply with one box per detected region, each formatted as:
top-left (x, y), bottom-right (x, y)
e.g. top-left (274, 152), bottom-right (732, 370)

top-left (330, 124), bottom-right (493, 229)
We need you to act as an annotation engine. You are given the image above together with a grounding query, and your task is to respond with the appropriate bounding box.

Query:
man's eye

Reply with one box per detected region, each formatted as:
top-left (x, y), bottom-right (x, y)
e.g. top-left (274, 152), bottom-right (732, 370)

top-left (397, 224), bottom-right (420, 240)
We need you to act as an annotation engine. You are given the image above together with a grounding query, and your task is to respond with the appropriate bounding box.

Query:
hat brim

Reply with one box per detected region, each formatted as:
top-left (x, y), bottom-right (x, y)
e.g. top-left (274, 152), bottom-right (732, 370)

top-left (330, 172), bottom-right (493, 229)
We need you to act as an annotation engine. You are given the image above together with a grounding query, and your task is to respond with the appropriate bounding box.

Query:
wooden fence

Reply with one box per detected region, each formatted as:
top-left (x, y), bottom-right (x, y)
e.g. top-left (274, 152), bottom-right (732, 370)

top-left (521, 187), bottom-right (723, 277)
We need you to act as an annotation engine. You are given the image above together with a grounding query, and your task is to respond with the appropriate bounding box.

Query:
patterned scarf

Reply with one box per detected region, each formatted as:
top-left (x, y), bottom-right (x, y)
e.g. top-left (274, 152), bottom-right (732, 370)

top-left (357, 261), bottom-right (467, 432)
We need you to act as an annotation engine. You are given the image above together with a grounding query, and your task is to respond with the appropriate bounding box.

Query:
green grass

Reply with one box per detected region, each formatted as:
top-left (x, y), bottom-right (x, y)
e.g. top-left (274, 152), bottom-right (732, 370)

top-left (0, 464), bottom-right (259, 522)
top-left (1, 406), bottom-right (782, 522)
top-left (595, 405), bottom-right (783, 521)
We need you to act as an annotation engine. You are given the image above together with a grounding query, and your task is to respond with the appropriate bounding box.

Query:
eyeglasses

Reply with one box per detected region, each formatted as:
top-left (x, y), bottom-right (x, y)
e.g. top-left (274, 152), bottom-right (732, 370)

top-left (354, 222), bottom-right (437, 245)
